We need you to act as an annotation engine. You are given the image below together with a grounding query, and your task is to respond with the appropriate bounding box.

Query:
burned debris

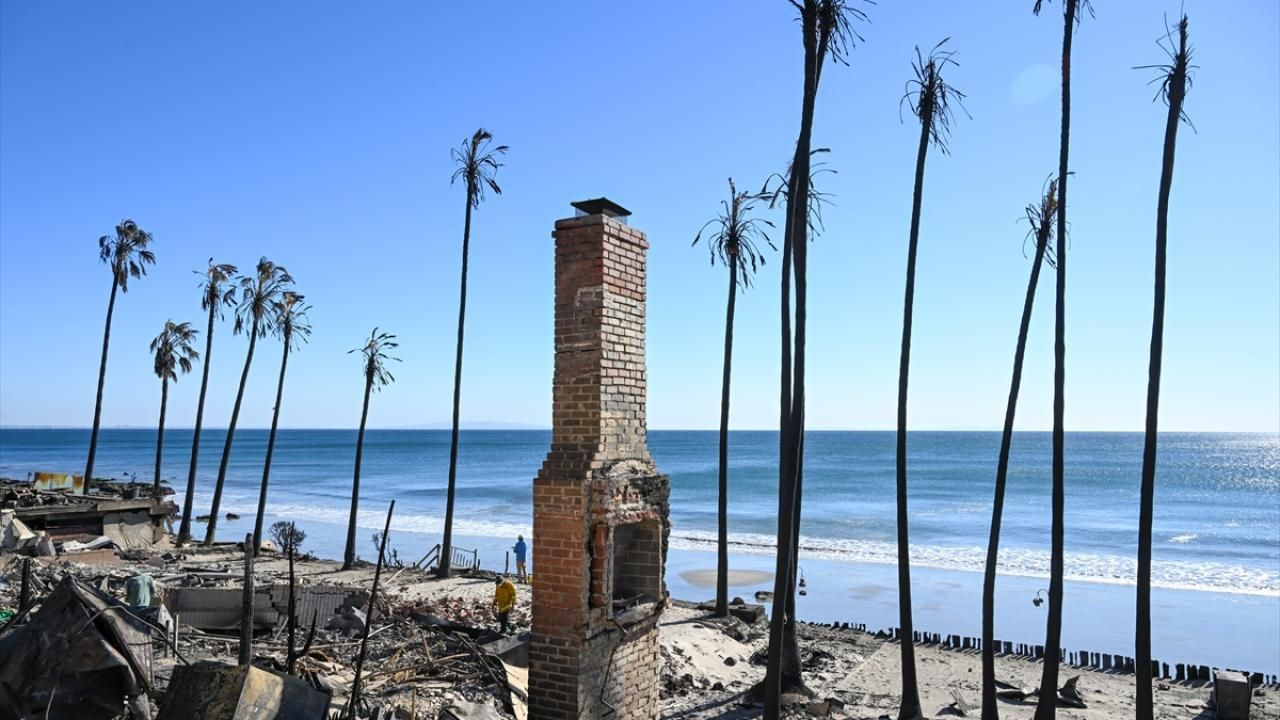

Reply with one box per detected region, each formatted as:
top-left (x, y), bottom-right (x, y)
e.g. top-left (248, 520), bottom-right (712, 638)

top-left (0, 542), bottom-right (530, 720)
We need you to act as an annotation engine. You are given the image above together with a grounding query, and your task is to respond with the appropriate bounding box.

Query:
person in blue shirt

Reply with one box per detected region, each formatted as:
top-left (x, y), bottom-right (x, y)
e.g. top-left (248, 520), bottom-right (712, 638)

top-left (513, 534), bottom-right (528, 584)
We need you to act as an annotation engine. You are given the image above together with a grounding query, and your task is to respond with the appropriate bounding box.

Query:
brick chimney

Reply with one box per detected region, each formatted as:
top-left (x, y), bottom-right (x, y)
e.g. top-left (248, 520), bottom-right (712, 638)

top-left (529, 199), bottom-right (670, 720)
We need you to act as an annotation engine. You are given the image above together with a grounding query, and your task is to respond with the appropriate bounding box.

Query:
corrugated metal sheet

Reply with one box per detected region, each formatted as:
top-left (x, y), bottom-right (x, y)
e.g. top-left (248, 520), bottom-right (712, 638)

top-left (167, 588), bottom-right (280, 630)
top-left (167, 585), bottom-right (365, 631)
top-left (269, 584), bottom-right (365, 628)
top-left (33, 472), bottom-right (85, 495)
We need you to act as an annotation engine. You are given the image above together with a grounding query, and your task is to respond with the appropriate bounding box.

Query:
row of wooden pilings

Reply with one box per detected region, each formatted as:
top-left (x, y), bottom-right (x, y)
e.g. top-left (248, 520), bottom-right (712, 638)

top-left (801, 621), bottom-right (1279, 687)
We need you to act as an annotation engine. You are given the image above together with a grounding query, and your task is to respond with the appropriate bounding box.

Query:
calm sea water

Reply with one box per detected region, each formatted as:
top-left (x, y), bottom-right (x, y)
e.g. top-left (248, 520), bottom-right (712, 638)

top-left (1, 428), bottom-right (1276, 597)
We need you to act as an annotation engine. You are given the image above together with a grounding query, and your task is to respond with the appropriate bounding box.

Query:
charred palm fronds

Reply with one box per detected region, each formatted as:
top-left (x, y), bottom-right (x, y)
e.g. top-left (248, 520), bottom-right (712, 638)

top-left (253, 292), bottom-right (312, 554)
top-left (179, 260), bottom-right (238, 546)
top-left (981, 178), bottom-right (1057, 719)
top-left (766, 1), bottom-right (866, 715)
top-left (150, 320), bottom-right (200, 495)
top-left (343, 329), bottom-right (400, 570)
top-left (440, 128), bottom-right (508, 580)
top-left (1135, 15), bottom-right (1193, 720)
top-left (894, 39), bottom-right (966, 720)
top-left (86, 220), bottom-right (156, 487)
top-left (693, 179), bottom-right (774, 618)
top-left (206, 258), bottom-right (294, 545)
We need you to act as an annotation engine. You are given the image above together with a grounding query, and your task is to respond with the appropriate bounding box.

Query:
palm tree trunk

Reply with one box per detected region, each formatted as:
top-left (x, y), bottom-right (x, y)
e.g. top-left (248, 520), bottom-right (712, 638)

top-left (440, 188), bottom-right (474, 579)
top-left (205, 320), bottom-right (260, 545)
top-left (179, 301), bottom-right (218, 545)
top-left (782, 433), bottom-right (805, 681)
top-left (767, 8), bottom-right (817, 713)
top-left (85, 277), bottom-right (119, 485)
top-left (1137, 26), bottom-right (1186, 718)
top-left (1036, 4), bottom-right (1075, 718)
top-left (154, 377), bottom-right (169, 495)
top-left (982, 222), bottom-right (1050, 719)
top-left (766, 169), bottom-right (797, 716)
top-left (344, 373), bottom-right (375, 570)
top-left (715, 257), bottom-right (738, 617)
top-left (254, 338), bottom-right (291, 554)
top-left (895, 97), bottom-right (934, 720)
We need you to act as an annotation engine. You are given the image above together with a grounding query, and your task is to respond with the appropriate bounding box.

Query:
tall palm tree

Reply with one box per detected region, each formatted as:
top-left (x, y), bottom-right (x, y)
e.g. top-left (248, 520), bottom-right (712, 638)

top-left (765, 1), bottom-right (863, 713)
top-left (762, 150), bottom-right (835, 681)
top-left (1135, 16), bottom-right (1192, 720)
top-left (981, 179), bottom-right (1057, 719)
top-left (85, 219), bottom-right (155, 485)
top-left (893, 41), bottom-right (966, 720)
top-left (204, 258), bottom-right (293, 545)
top-left (1033, 3), bottom-right (1088, 716)
top-left (343, 329), bottom-right (400, 570)
top-left (252, 291), bottom-right (312, 555)
top-left (439, 128), bottom-right (508, 579)
top-left (150, 320), bottom-right (200, 495)
top-left (178, 260), bottom-right (238, 546)
top-left (693, 179), bottom-right (773, 617)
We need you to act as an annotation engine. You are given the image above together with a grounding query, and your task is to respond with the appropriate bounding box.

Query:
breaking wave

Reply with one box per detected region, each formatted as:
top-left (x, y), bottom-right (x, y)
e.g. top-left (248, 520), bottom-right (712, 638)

top-left (667, 529), bottom-right (1280, 597)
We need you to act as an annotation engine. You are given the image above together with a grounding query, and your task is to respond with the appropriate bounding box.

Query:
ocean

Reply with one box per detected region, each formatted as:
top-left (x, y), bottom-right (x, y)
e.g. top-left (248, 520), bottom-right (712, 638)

top-left (2, 428), bottom-right (1278, 671)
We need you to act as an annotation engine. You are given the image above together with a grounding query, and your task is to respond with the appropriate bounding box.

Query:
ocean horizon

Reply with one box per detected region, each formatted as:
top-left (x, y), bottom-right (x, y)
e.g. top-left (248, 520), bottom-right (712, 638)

top-left (3, 427), bottom-right (1277, 672)
top-left (3, 428), bottom-right (1276, 595)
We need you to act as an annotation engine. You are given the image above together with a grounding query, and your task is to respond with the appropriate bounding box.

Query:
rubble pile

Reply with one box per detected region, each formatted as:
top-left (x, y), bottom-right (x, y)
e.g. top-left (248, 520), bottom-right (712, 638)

top-left (0, 476), bottom-right (178, 564)
top-left (0, 546), bottom-right (525, 719)
top-left (0, 476), bottom-right (174, 507)
top-left (386, 593), bottom-right (531, 634)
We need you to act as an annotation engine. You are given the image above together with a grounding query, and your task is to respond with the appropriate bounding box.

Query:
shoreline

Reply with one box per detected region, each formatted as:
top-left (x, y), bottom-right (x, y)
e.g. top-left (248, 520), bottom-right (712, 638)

top-left (201, 509), bottom-right (1280, 676)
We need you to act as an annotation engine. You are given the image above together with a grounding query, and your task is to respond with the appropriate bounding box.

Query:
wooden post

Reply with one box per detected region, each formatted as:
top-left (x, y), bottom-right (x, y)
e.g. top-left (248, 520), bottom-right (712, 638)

top-left (300, 609), bottom-right (319, 659)
top-left (239, 533), bottom-right (254, 666)
top-left (349, 501), bottom-right (395, 718)
top-left (18, 558), bottom-right (31, 616)
top-left (286, 535), bottom-right (298, 674)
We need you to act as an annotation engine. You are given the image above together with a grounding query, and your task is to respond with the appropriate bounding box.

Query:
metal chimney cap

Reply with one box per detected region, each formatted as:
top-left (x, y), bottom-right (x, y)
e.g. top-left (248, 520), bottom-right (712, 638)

top-left (571, 197), bottom-right (631, 219)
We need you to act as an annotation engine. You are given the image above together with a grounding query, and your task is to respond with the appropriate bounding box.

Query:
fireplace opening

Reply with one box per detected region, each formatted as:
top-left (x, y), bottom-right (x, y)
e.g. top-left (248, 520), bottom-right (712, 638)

top-left (612, 520), bottom-right (661, 607)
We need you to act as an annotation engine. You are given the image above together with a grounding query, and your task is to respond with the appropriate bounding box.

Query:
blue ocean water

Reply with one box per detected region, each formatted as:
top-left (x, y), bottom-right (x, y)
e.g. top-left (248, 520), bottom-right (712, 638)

top-left (1, 428), bottom-right (1276, 597)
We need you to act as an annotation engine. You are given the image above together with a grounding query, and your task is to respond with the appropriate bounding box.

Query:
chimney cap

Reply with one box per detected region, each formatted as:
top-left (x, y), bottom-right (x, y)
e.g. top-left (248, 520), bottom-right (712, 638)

top-left (571, 197), bottom-right (631, 219)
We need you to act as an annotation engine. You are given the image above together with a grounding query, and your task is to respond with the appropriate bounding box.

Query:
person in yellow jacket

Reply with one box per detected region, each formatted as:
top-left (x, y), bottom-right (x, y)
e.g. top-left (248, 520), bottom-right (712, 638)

top-left (493, 575), bottom-right (516, 634)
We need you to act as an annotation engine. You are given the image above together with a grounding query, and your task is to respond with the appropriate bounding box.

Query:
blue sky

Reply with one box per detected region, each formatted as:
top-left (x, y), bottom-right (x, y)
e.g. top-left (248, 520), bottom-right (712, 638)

top-left (1, 1), bottom-right (1276, 432)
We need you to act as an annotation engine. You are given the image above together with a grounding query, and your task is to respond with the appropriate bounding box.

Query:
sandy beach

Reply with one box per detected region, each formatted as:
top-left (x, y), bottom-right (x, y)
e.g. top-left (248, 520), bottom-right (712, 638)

top-left (657, 598), bottom-right (1280, 719)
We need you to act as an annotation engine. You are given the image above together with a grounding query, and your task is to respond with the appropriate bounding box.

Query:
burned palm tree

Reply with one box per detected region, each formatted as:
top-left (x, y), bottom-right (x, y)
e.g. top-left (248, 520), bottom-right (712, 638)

top-left (85, 219), bottom-right (155, 486)
top-left (252, 291), bottom-right (312, 555)
top-left (205, 258), bottom-right (294, 545)
top-left (1032, 2), bottom-right (1090, 716)
top-left (693, 178), bottom-right (774, 617)
top-left (179, 260), bottom-right (238, 546)
top-left (893, 40), bottom-right (966, 720)
top-left (762, 148), bottom-right (836, 682)
top-left (343, 328), bottom-right (399, 570)
top-left (765, 1), bottom-right (864, 714)
top-left (439, 128), bottom-right (508, 579)
top-left (1135, 16), bottom-right (1193, 720)
top-left (150, 320), bottom-right (200, 495)
top-left (981, 179), bottom-right (1057, 719)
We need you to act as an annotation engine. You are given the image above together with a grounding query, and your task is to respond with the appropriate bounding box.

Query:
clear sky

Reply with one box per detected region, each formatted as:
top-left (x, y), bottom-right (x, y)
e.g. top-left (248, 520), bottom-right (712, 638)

top-left (1, 1), bottom-right (1276, 432)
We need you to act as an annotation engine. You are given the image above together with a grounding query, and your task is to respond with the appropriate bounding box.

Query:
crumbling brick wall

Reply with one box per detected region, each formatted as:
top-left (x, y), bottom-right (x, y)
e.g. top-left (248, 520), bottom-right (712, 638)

top-left (530, 208), bottom-right (669, 720)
